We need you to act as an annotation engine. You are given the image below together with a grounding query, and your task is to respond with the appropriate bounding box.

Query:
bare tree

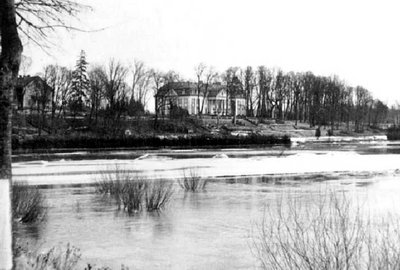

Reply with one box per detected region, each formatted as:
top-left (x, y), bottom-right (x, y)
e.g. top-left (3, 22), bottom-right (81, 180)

top-left (0, 2), bottom-right (23, 268)
top-left (354, 86), bottom-right (372, 132)
top-left (201, 67), bottom-right (218, 115)
top-left (0, 1), bottom-right (87, 267)
top-left (31, 71), bottom-right (53, 136)
top-left (101, 59), bottom-right (129, 123)
top-left (87, 65), bottom-right (106, 125)
top-left (151, 69), bottom-right (166, 128)
top-left (43, 65), bottom-right (73, 132)
top-left (244, 66), bottom-right (257, 117)
top-left (153, 69), bottom-right (180, 124)
top-left (257, 66), bottom-right (274, 118)
top-left (15, 0), bottom-right (89, 49)
top-left (130, 59), bottom-right (152, 110)
top-left (194, 63), bottom-right (218, 116)
top-left (194, 63), bottom-right (206, 115)
top-left (163, 70), bottom-right (180, 83)
top-left (223, 67), bottom-right (241, 116)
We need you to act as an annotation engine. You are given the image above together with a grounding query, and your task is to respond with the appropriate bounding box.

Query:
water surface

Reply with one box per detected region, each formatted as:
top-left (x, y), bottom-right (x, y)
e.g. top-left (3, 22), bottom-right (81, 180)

top-left (14, 139), bottom-right (400, 269)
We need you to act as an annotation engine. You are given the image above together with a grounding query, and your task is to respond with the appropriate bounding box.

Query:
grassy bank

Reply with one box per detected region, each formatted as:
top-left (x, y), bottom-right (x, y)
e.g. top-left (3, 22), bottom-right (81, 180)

top-left (12, 133), bottom-right (290, 152)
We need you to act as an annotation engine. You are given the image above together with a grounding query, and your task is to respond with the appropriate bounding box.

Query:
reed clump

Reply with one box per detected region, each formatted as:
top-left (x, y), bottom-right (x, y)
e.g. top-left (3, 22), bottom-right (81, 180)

top-left (96, 168), bottom-right (173, 213)
top-left (144, 180), bottom-right (174, 211)
top-left (12, 182), bottom-right (46, 223)
top-left (178, 168), bottom-right (208, 192)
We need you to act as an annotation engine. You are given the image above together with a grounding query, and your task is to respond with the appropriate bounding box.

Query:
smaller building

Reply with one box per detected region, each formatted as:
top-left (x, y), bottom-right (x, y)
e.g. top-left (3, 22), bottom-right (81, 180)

top-left (14, 76), bottom-right (53, 112)
top-left (155, 82), bottom-right (246, 116)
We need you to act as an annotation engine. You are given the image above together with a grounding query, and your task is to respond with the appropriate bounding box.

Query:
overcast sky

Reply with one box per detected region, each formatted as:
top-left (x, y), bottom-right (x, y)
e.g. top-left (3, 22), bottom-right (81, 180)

top-left (25, 0), bottom-right (400, 105)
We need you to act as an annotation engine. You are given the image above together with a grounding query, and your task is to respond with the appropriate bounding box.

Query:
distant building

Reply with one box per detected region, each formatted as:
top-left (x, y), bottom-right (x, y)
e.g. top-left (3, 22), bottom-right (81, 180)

top-left (155, 82), bottom-right (246, 116)
top-left (14, 76), bottom-right (53, 112)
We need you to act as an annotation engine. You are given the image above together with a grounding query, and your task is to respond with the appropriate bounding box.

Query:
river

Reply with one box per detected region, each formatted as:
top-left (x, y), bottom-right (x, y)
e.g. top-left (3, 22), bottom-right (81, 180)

top-left (13, 136), bottom-right (400, 269)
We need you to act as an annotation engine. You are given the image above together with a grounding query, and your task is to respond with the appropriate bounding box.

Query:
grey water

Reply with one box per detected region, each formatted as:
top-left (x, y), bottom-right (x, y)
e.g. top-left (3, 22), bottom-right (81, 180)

top-left (14, 140), bottom-right (400, 269)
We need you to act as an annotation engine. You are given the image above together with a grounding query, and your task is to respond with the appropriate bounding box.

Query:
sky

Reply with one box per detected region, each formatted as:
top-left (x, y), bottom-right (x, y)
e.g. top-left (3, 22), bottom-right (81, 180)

top-left (24, 0), bottom-right (400, 106)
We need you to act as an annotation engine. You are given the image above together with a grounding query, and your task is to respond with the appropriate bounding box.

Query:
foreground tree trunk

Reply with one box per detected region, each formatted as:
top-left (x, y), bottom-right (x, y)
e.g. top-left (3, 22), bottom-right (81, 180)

top-left (0, 1), bottom-right (23, 269)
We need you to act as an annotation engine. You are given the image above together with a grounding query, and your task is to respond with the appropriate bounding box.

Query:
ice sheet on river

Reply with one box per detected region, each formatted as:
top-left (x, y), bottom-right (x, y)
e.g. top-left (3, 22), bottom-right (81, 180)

top-left (12, 150), bottom-right (400, 186)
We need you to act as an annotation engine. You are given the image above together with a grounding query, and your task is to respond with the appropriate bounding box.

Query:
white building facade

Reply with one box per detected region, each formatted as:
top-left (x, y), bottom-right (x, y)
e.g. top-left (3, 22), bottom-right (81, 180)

top-left (155, 82), bottom-right (246, 116)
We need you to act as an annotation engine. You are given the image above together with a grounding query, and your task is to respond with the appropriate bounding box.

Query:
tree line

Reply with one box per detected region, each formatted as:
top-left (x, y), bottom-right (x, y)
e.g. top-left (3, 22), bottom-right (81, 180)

top-left (222, 66), bottom-right (389, 131)
top-left (30, 57), bottom-right (390, 133)
top-left (31, 52), bottom-right (185, 132)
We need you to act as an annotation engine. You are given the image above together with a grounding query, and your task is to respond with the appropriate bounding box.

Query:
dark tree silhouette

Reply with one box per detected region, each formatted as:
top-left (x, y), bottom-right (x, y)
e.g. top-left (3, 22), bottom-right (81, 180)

top-left (70, 50), bottom-right (89, 118)
top-left (0, 1), bottom-right (87, 267)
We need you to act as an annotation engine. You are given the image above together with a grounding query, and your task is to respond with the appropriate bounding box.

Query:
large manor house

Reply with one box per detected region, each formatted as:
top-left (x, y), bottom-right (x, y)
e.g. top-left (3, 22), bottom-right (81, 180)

top-left (155, 82), bottom-right (246, 116)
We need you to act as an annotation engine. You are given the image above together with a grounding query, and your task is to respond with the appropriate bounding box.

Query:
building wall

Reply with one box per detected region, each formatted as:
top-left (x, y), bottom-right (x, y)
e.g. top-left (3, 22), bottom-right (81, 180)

top-left (156, 88), bottom-right (246, 116)
top-left (21, 81), bottom-right (52, 111)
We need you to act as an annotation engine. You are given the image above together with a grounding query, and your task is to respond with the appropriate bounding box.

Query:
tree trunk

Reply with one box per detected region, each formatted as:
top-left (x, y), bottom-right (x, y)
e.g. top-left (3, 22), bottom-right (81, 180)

top-left (295, 99), bottom-right (299, 126)
top-left (0, 1), bottom-right (23, 269)
top-left (154, 97), bottom-right (159, 129)
top-left (51, 101), bottom-right (56, 134)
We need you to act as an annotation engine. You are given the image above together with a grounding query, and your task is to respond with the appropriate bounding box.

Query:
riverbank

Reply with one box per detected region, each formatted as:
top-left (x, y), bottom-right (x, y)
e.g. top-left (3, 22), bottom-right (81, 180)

top-left (12, 115), bottom-right (389, 153)
top-left (12, 133), bottom-right (291, 153)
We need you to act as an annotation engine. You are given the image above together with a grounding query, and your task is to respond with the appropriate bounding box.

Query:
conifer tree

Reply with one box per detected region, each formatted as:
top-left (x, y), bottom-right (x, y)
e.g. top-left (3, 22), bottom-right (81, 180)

top-left (70, 50), bottom-right (89, 117)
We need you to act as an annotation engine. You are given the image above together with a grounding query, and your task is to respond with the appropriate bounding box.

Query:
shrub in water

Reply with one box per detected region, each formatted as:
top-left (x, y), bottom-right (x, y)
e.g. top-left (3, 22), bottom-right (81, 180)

top-left (12, 182), bottom-right (46, 223)
top-left (96, 168), bottom-right (173, 213)
top-left (120, 179), bottom-right (146, 213)
top-left (96, 167), bottom-right (135, 206)
top-left (178, 168), bottom-right (208, 192)
top-left (144, 180), bottom-right (174, 211)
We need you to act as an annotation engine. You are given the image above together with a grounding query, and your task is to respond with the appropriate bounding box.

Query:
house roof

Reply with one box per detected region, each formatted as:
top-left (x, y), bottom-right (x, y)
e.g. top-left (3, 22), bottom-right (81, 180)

top-left (16, 75), bottom-right (53, 93)
top-left (17, 76), bottom-right (41, 87)
top-left (156, 81), bottom-right (232, 97)
top-left (155, 82), bottom-right (196, 97)
top-left (156, 81), bottom-right (246, 99)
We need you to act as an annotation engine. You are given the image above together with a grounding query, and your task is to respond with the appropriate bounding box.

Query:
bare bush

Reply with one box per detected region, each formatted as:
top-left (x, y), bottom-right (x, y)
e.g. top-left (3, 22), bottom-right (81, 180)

top-left (144, 180), bottom-right (174, 212)
top-left (15, 243), bottom-right (131, 270)
top-left (179, 168), bottom-right (208, 192)
top-left (96, 168), bottom-right (173, 213)
top-left (12, 182), bottom-right (46, 223)
top-left (96, 167), bottom-right (129, 196)
top-left (96, 168), bottom-right (146, 213)
top-left (252, 191), bottom-right (400, 270)
top-left (14, 243), bottom-right (81, 270)
top-left (120, 179), bottom-right (146, 213)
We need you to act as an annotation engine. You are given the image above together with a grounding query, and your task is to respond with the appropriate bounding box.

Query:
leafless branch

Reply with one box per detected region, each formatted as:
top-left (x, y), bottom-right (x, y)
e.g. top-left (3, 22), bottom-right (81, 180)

top-left (15, 0), bottom-right (92, 50)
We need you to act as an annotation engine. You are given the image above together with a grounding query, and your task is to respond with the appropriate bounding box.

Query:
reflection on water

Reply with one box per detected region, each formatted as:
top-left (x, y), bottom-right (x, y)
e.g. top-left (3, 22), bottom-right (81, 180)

top-left (14, 173), bottom-right (400, 270)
